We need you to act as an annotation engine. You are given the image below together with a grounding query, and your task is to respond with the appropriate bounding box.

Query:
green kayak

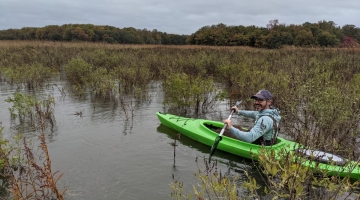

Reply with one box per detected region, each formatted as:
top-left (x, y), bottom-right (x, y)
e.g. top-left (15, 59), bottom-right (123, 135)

top-left (156, 112), bottom-right (360, 179)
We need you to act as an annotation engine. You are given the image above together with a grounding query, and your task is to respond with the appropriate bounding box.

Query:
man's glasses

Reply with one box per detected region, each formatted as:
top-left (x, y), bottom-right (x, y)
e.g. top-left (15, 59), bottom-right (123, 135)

top-left (254, 98), bottom-right (266, 102)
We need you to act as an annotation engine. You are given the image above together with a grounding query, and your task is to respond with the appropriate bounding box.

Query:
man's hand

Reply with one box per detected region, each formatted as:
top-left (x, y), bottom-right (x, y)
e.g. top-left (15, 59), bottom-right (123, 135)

top-left (231, 106), bottom-right (239, 113)
top-left (223, 119), bottom-right (232, 130)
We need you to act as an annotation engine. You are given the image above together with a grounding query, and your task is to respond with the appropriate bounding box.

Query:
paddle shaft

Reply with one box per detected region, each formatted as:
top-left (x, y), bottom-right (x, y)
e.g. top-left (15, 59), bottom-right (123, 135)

top-left (218, 100), bottom-right (242, 137)
top-left (218, 109), bottom-right (235, 137)
top-left (209, 100), bottom-right (242, 160)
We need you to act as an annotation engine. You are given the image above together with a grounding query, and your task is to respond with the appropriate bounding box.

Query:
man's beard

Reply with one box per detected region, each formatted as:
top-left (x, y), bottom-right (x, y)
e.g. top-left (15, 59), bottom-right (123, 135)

top-left (254, 103), bottom-right (264, 111)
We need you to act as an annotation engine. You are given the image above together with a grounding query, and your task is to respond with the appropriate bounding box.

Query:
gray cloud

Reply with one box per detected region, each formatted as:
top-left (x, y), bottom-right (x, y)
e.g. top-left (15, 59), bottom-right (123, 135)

top-left (0, 0), bottom-right (359, 34)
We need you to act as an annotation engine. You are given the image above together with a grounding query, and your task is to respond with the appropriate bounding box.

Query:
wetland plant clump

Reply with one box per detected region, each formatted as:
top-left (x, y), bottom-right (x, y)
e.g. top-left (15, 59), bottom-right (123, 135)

top-left (0, 93), bottom-right (65, 199)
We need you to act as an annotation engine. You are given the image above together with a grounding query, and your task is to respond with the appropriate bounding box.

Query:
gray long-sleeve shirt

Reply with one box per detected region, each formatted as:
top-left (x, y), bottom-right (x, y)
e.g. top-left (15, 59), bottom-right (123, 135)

top-left (229, 108), bottom-right (281, 143)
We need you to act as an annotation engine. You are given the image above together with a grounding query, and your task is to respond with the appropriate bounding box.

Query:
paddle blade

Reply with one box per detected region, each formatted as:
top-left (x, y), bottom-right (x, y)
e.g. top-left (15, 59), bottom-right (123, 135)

top-left (209, 136), bottom-right (222, 157)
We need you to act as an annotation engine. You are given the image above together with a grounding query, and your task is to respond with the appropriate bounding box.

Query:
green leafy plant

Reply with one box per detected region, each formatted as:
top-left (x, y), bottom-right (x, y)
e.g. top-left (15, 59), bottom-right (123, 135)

top-left (162, 73), bottom-right (224, 113)
top-left (252, 146), bottom-right (360, 200)
top-left (5, 92), bottom-right (55, 128)
top-left (2, 62), bottom-right (57, 89)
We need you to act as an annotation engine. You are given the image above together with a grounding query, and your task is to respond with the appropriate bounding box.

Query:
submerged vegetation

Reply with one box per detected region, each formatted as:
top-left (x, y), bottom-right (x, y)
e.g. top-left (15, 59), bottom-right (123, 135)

top-left (0, 41), bottom-right (360, 199)
top-left (0, 92), bottom-right (64, 199)
top-left (170, 158), bottom-right (243, 199)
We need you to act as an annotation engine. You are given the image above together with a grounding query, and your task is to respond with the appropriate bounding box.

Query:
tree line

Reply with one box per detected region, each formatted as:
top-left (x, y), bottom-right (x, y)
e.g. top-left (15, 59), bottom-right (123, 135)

top-left (187, 20), bottom-right (360, 48)
top-left (0, 20), bottom-right (359, 48)
top-left (0, 24), bottom-right (188, 45)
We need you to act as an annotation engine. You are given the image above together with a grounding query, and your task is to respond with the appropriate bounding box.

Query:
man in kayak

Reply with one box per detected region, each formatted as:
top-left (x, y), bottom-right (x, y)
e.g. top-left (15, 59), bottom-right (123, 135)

top-left (223, 89), bottom-right (281, 146)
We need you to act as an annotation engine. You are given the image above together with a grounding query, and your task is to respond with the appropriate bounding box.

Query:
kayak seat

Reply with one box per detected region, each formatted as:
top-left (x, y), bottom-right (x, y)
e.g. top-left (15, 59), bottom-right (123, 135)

top-left (252, 136), bottom-right (278, 146)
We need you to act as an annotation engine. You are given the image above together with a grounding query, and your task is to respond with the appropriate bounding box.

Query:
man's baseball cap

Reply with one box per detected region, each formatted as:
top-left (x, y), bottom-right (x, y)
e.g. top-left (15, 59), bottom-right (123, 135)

top-left (251, 90), bottom-right (273, 100)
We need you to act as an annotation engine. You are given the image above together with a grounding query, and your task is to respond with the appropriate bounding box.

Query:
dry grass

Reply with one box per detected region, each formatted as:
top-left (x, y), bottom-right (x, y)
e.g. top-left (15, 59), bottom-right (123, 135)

top-left (2, 40), bottom-right (360, 52)
top-left (0, 40), bottom-right (263, 50)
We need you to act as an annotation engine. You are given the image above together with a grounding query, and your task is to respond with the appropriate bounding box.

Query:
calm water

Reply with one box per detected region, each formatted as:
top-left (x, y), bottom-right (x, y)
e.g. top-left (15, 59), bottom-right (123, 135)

top-left (0, 80), bottom-right (259, 200)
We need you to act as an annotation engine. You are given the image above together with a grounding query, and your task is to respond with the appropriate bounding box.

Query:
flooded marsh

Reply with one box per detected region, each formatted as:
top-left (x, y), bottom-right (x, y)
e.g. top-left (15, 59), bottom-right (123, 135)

top-left (0, 41), bottom-right (360, 199)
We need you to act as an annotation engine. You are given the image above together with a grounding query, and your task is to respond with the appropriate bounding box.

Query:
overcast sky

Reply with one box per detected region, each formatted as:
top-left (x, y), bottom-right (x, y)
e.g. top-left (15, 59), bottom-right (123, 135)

top-left (1, 0), bottom-right (359, 35)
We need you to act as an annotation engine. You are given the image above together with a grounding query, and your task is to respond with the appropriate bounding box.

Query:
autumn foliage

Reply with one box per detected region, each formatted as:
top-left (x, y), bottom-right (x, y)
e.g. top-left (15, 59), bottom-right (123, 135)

top-left (1, 20), bottom-right (359, 49)
top-left (340, 36), bottom-right (359, 48)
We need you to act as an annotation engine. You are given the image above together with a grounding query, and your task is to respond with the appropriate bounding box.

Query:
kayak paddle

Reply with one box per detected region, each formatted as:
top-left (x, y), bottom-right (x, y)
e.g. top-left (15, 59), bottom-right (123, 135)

top-left (209, 100), bottom-right (242, 161)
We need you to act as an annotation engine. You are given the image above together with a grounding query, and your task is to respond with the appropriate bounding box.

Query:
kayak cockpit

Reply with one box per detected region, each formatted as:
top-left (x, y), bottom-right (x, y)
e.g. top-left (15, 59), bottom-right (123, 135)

top-left (202, 122), bottom-right (281, 146)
